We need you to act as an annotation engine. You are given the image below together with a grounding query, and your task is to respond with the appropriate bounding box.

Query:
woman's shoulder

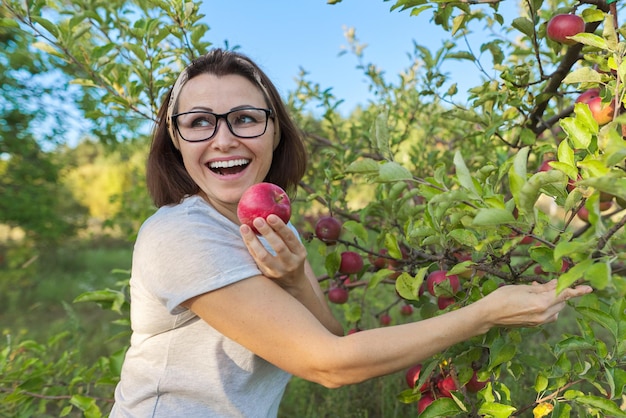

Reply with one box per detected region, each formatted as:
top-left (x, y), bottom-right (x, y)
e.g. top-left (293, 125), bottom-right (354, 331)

top-left (139, 195), bottom-right (232, 238)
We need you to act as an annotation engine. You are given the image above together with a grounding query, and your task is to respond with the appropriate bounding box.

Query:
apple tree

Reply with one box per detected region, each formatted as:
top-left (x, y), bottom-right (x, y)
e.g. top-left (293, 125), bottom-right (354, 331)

top-left (293, 0), bottom-right (626, 416)
top-left (2, 0), bottom-right (626, 417)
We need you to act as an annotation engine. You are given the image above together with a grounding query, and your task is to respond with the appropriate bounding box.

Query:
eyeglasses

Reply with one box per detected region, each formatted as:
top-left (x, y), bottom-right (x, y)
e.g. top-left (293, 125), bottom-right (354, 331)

top-left (171, 107), bottom-right (273, 142)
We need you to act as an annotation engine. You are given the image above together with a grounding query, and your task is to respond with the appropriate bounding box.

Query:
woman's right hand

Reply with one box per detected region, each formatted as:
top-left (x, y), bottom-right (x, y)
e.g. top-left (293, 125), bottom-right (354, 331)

top-left (479, 279), bottom-right (592, 328)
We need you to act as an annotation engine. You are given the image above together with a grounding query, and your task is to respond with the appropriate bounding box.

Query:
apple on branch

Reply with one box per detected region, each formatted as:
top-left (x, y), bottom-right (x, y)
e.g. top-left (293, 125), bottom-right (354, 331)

top-left (575, 88), bottom-right (615, 125)
top-left (546, 13), bottom-right (585, 45)
top-left (426, 270), bottom-right (460, 297)
top-left (237, 182), bottom-right (291, 235)
top-left (314, 215), bottom-right (342, 244)
top-left (339, 251), bottom-right (364, 275)
top-left (327, 286), bottom-right (349, 304)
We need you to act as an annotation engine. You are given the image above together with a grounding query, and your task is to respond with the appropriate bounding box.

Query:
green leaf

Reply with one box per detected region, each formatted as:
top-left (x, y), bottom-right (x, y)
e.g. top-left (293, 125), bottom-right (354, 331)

top-left (378, 162), bottom-right (413, 182)
top-left (453, 151), bottom-right (478, 195)
top-left (343, 220), bottom-right (368, 243)
top-left (396, 268), bottom-right (427, 301)
top-left (518, 170), bottom-right (567, 216)
top-left (556, 259), bottom-right (593, 293)
top-left (477, 402), bottom-right (518, 418)
top-left (577, 306), bottom-right (618, 341)
top-left (574, 395), bottom-right (626, 416)
top-left (448, 229), bottom-right (478, 247)
top-left (325, 251), bottom-right (341, 277)
top-left (553, 241), bottom-right (591, 261)
top-left (554, 336), bottom-right (597, 356)
top-left (511, 17), bottom-right (535, 39)
top-left (556, 138), bottom-right (576, 169)
top-left (562, 66), bottom-right (603, 84)
top-left (560, 109), bottom-right (594, 149)
top-left (384, 233), bottom-right (402, 259)
top-left (420, 397), bottom-right (463, 418)
top-left (371, 111), bottom-right (391, 159)
top-left (368, 268), bottom-right (396, 289)
top-left (345, 158), bottom-right (380, 175)
top-left (30, 16), bottom-right (60, 38)
top-left (586, 260), bottom-right (610, 290)
top-left (0, 18), bottom-right (20, 28)
top-left (488, 337), bottom-right (516, 370)
top-left (579, 177), bottom-right (626, 200)
top-left (568, 33), bottom-right (609, 50)
top-left (472, 208), bottom-right (516, 227)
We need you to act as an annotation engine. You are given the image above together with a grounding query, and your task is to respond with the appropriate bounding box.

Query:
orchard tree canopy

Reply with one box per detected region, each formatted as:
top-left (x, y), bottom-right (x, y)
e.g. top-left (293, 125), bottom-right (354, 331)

top-left (1, 0), bottom-right (626, 416)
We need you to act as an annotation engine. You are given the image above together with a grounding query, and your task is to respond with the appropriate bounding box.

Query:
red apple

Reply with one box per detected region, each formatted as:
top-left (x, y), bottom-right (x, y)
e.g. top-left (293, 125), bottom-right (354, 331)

top-left (577, 206), bottom-right (590, 222)
top-left (437, 375), bottom-right (457, 398)
top-left (347, 327), bottom-right (361, 334)
top-left (328, 287), bottom-right (349, 304)
top-left (538, 159), bottom-right (555, 172)
top-left (465, 370), bottom-right (487, 393)
top-left (576, 88), bottom-right (615, 125)
top-left (405, 364), bottom-right (428, 392)
top-left (400, 304), bottom-right (414, 316)
top-left (314, 216), bottom-right (342, 244)
top-left (600, 192), bottom-right (613, 202)
top-left (427, 270), bottom-right (460, 297)
top-left (417, 392), bottom-right (435, 414)
top-left (546, 14), bottom-right (585, 45)
top-left (437, 296), bottom-right (456, 310)
top-left (237, 182), bottom-right (291, 235)
top-left (599, 201), bottom-right (612, 211)
top-left (339, 251), bottom-right (364, 274)
top-left (369, 249), bottom-right (389, 270)
top-left (379, 313), bottom-right (392, 326)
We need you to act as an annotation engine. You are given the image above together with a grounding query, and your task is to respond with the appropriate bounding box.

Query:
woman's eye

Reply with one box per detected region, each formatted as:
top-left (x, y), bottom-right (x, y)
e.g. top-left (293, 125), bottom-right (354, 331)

top-left (190, 116), bottom-right (214, 128)
top-left (233, 114), bottom-right (256, 125)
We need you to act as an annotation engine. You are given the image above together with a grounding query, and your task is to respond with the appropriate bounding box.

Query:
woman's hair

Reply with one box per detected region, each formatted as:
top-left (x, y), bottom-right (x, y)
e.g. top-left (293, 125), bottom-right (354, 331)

top-left (147, 48), bottom-right (307, 207)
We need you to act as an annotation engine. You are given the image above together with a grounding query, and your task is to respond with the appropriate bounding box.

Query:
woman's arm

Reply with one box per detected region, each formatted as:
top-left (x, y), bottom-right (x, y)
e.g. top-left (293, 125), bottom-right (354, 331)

top-left (240, 214), bottom-right (344, 336)
top-left (183, 275), bottom-right (591, 389)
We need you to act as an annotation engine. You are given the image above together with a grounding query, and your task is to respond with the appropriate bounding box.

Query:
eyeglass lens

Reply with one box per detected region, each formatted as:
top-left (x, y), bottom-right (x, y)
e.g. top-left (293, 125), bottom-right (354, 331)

top-left (174, 108), bottom-right (270, 142)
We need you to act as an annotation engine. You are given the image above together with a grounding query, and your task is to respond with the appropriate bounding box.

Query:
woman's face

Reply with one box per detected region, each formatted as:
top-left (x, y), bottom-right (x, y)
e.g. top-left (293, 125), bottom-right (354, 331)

top-left (175, 73), bottom-right (277, 221)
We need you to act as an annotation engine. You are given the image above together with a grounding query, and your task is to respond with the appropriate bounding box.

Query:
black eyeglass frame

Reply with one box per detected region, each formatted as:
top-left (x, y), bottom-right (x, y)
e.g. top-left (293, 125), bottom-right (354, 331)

top-left (170, 107), bottom-right (274, 143)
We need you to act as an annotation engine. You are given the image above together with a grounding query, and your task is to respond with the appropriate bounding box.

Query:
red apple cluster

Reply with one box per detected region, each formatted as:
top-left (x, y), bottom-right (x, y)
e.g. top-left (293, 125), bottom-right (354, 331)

top-left (405, 364), bottom-right (487, 414)
top-left (425, 270), bottom-right (461, 310)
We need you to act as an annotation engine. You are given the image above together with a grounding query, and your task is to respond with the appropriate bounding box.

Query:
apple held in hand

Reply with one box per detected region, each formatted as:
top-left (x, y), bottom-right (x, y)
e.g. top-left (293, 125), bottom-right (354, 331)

top-left (237, 182), bottom-right (291, 235)
top-left (546, 14), bottom-right (585, 45)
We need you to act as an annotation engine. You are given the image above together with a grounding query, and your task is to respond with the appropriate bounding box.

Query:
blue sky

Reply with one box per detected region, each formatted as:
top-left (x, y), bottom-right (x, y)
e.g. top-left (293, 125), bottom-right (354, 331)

top-left (200, 0), bottom-right (518, 114)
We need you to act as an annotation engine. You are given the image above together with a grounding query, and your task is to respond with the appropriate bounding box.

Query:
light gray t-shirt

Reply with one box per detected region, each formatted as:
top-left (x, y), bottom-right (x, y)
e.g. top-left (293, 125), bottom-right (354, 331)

top-left (110, 195), bottom-right (292, 417)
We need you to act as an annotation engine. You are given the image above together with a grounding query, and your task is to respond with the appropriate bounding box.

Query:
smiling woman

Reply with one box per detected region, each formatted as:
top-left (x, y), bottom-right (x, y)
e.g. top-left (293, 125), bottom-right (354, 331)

top-left (109, 48), bottom-right (592, 418)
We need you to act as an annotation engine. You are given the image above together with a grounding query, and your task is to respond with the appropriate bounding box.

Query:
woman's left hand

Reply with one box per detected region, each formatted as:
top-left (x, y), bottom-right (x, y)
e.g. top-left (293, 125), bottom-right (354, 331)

top-left (240, 214), bottom-right (307, 290)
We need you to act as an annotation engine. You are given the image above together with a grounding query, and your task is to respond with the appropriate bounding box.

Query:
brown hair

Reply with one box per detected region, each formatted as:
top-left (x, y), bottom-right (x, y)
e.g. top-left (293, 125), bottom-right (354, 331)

top-left (146, 49), bottom-right (307, 207)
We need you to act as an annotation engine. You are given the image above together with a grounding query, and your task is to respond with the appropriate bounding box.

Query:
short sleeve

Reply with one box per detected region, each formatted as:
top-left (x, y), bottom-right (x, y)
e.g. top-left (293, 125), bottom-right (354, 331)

top-left (131, 199), bottom-right (261, 314)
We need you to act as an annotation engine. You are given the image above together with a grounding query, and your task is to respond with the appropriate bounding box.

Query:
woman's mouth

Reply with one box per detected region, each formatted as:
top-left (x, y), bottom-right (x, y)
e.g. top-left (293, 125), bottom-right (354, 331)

top-left (208, 158), bottom-right (251, 176)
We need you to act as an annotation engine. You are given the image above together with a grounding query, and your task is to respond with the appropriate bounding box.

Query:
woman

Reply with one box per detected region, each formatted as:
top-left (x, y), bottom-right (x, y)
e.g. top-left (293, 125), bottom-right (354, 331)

top-left (110, 49), bottom-right (592, 417)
